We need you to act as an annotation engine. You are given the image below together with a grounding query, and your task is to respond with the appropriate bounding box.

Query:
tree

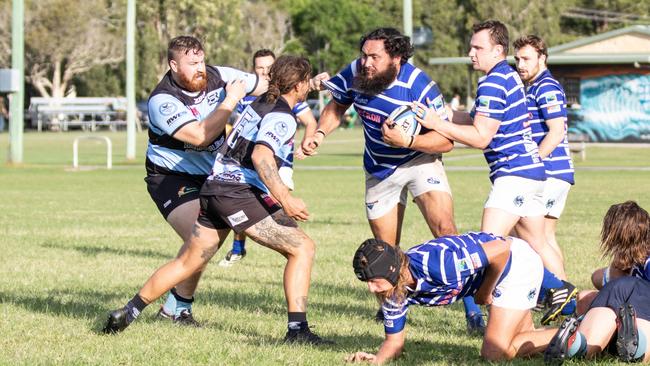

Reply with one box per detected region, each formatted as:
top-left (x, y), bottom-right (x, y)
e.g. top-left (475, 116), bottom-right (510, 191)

top-left (24, 0), bottom-right (125, 98)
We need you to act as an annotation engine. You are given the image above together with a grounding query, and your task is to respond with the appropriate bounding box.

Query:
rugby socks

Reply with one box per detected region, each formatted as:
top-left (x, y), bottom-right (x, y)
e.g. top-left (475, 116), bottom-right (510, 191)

top-left (541, 268), bottom-right (563, 296)
top-left (232, 239), bottom-right (246, 255)
top-left (634, 328), bottom-right (647, 360)
top-left (171, 288), bottom-right (194, 317)
top-left (463, 296), bottom-right (483, 318)
top-left (161, 291), bottom-right (177, 316)
top-left (125, 294), bottom-right (148, 324)
top-left (567, 331), bottom-right (587, 358)
top-left (288, 312), bottom-right (308, 331)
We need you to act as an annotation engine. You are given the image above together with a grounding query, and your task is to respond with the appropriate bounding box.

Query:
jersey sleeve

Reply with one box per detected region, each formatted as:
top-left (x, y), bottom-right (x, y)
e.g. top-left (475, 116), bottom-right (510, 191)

top-left (382, 298), bottom-right (409, 334)
top-left (292, 101), bottom-right (310, 116)
top-left (326, 61), bottom-right (356, 105)
top-left (255, 112), bottom-right (297, 155)
top-left (474, 76), bottom-right (507, 121)
top-left (537, 84), bottom-right (567, 121)
top-left (215, 66), bottom-right (259, 94)
top-left (413, 72), bottom-right (449, 123)
top-left (148, 93), bottom-right (195, 136)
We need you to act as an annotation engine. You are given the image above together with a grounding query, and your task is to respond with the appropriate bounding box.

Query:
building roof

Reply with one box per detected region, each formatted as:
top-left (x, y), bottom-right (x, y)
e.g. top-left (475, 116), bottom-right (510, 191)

top-left (428, 25), bottom-right (650, 66)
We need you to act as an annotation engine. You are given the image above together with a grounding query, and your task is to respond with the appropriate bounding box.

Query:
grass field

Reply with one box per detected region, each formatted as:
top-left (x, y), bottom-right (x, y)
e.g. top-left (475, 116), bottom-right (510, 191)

top-left (1, 129), bottom-right (649, 365)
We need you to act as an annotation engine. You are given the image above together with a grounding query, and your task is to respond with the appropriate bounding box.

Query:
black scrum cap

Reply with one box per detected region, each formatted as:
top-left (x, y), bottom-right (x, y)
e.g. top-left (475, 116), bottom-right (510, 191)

top-left (353, 239), bottom-right (401, 286)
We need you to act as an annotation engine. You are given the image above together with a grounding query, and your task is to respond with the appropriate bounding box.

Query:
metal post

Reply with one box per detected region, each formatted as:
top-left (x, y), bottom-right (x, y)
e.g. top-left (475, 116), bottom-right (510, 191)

top-left (8, 0), bottom-right (24, 164)
top-left (125, 0), bottom-right (136, 160)
top-left (403, 0), bottom-right (413, 64)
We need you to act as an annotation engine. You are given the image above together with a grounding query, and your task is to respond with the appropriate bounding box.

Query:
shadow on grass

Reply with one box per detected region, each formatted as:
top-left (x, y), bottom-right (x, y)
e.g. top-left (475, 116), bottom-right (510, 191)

top-left (40, 241), bottom-right (172, 260)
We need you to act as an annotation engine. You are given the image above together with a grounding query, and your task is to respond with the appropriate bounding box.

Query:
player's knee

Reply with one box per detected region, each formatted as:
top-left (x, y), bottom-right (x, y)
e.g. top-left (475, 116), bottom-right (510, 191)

top-left (433, 219), bottom-right (457, 237)
top-left (480, 342), bottom-right (513, 361)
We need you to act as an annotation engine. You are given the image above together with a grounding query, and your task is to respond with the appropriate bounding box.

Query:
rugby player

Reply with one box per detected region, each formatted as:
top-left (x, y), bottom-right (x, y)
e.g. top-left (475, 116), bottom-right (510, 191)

top-left (218, 48), bottom-right (319, 267)
top-left (144, 36), bottom-right (267, 325)
top-left (347, 233), bottom-right (561, 363)
top-left (514, 35), bottom-right (574, 270)
top-left (412, 20), bottom-right (576, 324)
top-left (103, 55), bottom-right (331, 345)
top-left (545, 201), bottom-right (650, 364)
top-left (302, 27), bottom-right (487, 333)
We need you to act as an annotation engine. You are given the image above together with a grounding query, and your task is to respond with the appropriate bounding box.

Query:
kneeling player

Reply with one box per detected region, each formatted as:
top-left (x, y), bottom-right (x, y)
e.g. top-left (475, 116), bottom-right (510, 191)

top-left (347, 233), bottom-right (561, 363)
top-left (102, 55), bottom-right (330, 344)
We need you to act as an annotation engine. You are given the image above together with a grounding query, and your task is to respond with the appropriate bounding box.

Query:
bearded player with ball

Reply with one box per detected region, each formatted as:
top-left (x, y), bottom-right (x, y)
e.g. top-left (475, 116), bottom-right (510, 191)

top-left (303, 27), bottom-right (488, 333)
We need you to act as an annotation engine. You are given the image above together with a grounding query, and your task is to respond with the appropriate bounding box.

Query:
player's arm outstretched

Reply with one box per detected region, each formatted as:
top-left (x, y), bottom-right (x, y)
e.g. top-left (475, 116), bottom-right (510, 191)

top-left (474, 238), bottom-right (511, 305)
top-left (252, 144), bottom-right (309, 222)
top-left (346, 330), bottom-right (406, 365)
top-left (174, 80), bottom-right (247, 146)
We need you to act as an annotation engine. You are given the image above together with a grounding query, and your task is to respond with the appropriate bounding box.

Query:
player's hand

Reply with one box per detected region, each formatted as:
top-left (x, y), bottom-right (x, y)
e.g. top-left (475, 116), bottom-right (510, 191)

top-left (381, 119), bottom-right (409, 148)
top-left (345, 351), bottom-right (377, 363)
top-left (412, 99), bottom-right (443, 130)
top-left (444, 104), bottom-right (454, 122)
top-left (282, 195), bottom-right (310, 222)
top-left (225, 79), bottom-right (247, 102)
top-left (294, 146), bottom-right (307, 160)
top-left (301, 133), bottom-right (323, 156)
top-left (310, 72), bottom-right (331, 91)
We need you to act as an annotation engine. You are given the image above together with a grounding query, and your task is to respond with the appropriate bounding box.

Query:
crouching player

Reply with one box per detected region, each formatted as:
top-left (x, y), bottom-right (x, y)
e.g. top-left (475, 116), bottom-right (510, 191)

top-left (102, 55), bottom-right (331, 344)
top-left (347, 233), bottom-right (561, 363)
top-left (544, 201), bottom-right (650, 364)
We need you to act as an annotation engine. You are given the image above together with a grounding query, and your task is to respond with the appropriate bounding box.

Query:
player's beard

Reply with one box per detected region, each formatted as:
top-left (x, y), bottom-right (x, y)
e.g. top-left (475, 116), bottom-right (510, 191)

top-left (353, 63), bottom-right (398, 96)
top-left (179, 70), bottom-right (207, 92)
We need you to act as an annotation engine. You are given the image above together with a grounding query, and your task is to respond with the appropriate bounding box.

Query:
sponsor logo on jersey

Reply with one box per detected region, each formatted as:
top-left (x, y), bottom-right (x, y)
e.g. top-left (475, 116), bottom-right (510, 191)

top-left (384, 319), bottom-right (394, 328)
top-left (207, 90), bottom-right (221, 105)
top-left (194, 92), bottom-right (206, 104)
top-left (159, 102), bottom-right (177, 116)
top-left (545, 94), bottom-right (557, 104)
top-left (165, 110), bottom-right (188, 126)
top-left (177, 186), bottom-right (199, 198)
top-left (455, 258), bottom-right (472, 271)
top-left (274, 121), bottom-right (289, 137)
top-left (227, 210), bottom-right (249, 226)
top-left (470, 252), bottom-right (483, 269)
top-left (354, 96), bottom-right (368, 104)
top-left (427, 177), bottom-right (440, 185)
top-left (547, 105), bottom-right (561, 113)
top-left (432, 96), bottom-right (444, 111)
top-left (478, 97), bottom-right (489, 108)
top-left (514, 195), bottom-right (525, 207)
top-left (358, 109), bottom-right (381, 124)
top-left (189, 106), bottom-right (200, 118)
top-left (264, 131), bottom-right (281, 145)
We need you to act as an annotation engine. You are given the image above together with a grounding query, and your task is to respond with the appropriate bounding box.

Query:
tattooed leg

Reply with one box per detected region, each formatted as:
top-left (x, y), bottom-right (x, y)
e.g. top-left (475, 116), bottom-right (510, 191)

top-left (245, 211), bottom-right (315, 312)
top-left (138, 223), bottom-right (230, 303)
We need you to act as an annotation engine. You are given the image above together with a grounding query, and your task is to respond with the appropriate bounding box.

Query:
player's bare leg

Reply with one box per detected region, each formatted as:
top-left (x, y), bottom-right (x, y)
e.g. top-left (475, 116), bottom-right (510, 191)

top-left (544, 217), bottom-right (564, 262)
top-left (414, 190), bottom-right (457, 236)
top-left (368, 203), bottom-right (405, 246)
top-left (244, 210), bottom-right (329, 344)
top-left (516, 215), bottom-right (566, 280)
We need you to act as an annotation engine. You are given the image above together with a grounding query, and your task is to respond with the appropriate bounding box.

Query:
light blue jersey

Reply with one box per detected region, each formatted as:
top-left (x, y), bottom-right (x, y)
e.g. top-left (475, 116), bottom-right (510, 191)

top-left (470, 60), bottom-right (546, 183)
top-left (147, 66), bottom-right (258, 175)
top-left (327, 60), bottom-right (449, 180)
top-left (526, 70), bottom-right (575, 185)
top-left (207, 95), bottom-right (296, 193)
top-left (382, 232), bottom-right (511, 334)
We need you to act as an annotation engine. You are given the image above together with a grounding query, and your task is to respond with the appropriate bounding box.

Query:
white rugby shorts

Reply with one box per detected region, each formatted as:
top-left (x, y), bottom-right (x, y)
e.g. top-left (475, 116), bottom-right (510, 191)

top-left (484, 176), bottom-right (545, 217)
top-left (492, 237), bottom-right (543, 310)
top-left (365, 153), bottom-right (451, 220)
top-left (543, 177), bottom-right (571, 219)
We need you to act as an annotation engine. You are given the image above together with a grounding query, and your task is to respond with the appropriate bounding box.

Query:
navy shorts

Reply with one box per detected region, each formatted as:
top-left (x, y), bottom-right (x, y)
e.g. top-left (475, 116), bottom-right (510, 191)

top-left (197, 181), bottom-right (282, 233)
top-left (590, 276), bottom-right (650, 321)
top-left (145, 173), bottom-right (206, 219)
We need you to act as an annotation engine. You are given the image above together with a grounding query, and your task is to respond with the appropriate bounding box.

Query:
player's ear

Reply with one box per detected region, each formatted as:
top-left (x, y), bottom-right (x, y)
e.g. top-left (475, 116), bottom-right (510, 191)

top-left (169, 59), bottom-right (178, 73)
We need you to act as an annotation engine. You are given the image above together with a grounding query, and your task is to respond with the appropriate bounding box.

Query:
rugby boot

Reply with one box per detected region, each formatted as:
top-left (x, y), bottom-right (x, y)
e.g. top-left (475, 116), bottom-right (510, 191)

top-left (284, 326), bottom-right (334, 345)
top-left (218, 249), bottom-right (247, 267)
top-left (155, 306), bottom-right (174, 321)
top-left (466, 312), bottom-right (486, 336)
top-left (616, 303), bottom-right (645, 362)
top-left (102, 308), bottom-right (130, 334)
top-left (544, 316), bottom-right (582, 365)
top-left (174, 309), bottom-right (202, 327)
top-left (542, 281), bottom-right (578, 325)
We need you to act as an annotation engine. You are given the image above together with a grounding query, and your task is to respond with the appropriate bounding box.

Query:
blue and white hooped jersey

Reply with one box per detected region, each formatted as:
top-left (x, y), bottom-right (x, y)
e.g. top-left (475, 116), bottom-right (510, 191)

top-left (470, 60), bottom-right (545, 183)
top-left (207, 95), bottom-right (296, 193)
top-left (238, 95), bottom-right (309, 117)
top-left (631, 255), bottom-right (650, 282)
top-left (327, 60), bottom-right (449, 180)
top-left (382, 232), bottom-right (512, 334)
top-left (146, 66), bottom-right (258, 176)
top-left (526, 70), bottom-right (575, 185)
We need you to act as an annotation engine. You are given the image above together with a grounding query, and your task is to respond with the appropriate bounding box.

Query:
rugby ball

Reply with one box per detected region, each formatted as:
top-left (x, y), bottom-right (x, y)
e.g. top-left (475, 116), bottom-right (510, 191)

top-left (387, 105), bottom-right (421, 136)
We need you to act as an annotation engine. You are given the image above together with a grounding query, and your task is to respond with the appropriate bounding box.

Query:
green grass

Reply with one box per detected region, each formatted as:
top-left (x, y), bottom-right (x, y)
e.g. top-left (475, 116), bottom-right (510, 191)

top-left (0, 129), bottom-right (649, 365)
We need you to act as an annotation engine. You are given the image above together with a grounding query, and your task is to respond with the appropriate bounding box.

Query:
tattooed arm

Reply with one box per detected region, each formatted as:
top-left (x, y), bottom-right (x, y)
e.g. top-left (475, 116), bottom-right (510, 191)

top-left (251, 144), bottom-right (310, 221)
